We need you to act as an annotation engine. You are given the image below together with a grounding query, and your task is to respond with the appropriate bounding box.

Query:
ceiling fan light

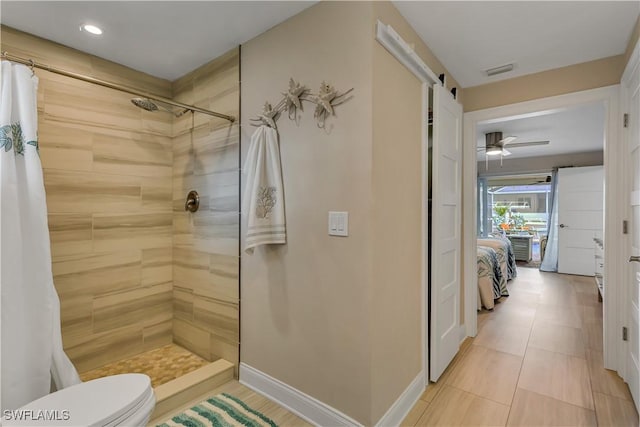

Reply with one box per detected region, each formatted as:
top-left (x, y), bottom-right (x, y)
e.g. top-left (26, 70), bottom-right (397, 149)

top-left (486, 147), bottom-right (502, 156)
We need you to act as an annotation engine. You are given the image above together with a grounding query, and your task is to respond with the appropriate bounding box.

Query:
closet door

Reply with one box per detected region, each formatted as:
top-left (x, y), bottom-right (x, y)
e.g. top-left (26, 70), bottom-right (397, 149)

top-left (430, 84), bottom-right (463, 381)
top-left (557, 166), bottom-right (604, 276)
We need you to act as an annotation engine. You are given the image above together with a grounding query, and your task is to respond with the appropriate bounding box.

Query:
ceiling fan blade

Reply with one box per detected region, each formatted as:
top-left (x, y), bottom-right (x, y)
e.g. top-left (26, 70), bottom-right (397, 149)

top-left (508, 140), bottom-right (550, 148)
top-left (502, 148), bottom-right (512, 156)
top-left (500, 136), bottom-right (517, 145)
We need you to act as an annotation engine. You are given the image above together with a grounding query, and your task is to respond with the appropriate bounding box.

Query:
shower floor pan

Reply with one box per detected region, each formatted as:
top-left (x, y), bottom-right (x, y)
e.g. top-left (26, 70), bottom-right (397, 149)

top-left (79, 343), bottom-right (235, 422)
top-left (80, 343), bottom-right (209, 388)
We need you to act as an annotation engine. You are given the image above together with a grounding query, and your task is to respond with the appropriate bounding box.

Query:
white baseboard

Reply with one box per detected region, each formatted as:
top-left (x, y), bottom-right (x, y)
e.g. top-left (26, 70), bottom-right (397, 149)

top-left (239, 363), bottom-right (363, 427)
top-left (459, 325), bottom-right (468, 344)
top-left (374, 372), bottom-right (425, 427)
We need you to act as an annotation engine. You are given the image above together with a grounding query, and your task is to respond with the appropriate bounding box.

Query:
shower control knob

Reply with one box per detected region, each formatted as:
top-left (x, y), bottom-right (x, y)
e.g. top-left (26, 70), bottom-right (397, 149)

top-left (185, 190), bottom-right (200, 213)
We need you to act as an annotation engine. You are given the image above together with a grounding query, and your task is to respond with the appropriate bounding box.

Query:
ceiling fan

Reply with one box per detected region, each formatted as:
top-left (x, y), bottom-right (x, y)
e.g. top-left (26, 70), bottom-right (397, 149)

top-left (479, 131), bottom-right (550, 170)
top-left (478, 131), bottom-right (550, 157)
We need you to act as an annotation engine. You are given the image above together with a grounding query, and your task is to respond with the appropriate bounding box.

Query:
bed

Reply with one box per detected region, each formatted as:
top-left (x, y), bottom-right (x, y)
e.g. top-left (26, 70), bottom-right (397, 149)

top-left (478, 236), bottom-right (517, 281)
top-left (477, 236), bottom-right (517, 310)
top-left (477, 246), bottom-right (507, 310)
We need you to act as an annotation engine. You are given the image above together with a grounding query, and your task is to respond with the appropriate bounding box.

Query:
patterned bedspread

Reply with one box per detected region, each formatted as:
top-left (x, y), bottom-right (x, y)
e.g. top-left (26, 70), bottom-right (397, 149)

top-left (477, 246), bottom-right (508, 299)
top-left (478, 237), bottom-right (517, 280)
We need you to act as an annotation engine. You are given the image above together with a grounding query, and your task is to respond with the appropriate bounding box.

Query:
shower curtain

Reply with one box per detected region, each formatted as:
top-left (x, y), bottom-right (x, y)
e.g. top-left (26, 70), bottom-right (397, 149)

top-left (1, 61), bottom-right (80, 411)
top-left (540, 168), bottom-right (559, 272)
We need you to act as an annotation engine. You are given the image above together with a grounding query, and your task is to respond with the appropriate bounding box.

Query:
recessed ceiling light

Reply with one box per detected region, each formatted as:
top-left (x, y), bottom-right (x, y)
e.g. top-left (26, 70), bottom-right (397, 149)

top-left (81, 24), bottom-right (103, 35)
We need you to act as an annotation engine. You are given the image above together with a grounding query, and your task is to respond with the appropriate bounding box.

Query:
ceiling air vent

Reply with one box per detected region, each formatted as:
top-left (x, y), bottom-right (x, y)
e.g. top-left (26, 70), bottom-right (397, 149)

top-left (485, 63), bottom-right (515, 77)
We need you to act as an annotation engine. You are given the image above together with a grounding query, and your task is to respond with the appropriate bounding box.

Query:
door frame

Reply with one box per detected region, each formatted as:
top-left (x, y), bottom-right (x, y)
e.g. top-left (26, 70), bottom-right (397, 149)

top-left (621, 39), bottom-right (640, 402)
top-left (462, 86), bottom-right (623, 372)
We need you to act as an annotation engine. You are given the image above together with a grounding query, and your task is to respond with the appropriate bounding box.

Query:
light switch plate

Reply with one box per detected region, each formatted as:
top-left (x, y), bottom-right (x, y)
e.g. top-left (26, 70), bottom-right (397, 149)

top-left (328, 211), bottom-right (349, 237)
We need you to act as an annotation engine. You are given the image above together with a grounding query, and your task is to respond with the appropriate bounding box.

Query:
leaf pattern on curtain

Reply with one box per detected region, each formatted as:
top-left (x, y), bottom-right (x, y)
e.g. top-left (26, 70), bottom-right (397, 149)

top-left (0, 122), bottom-right (38, 155)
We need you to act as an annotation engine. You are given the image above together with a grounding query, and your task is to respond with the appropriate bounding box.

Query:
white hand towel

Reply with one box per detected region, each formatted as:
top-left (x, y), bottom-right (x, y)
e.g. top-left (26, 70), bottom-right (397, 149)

top-left (243, 125), bottom-right (286, 252)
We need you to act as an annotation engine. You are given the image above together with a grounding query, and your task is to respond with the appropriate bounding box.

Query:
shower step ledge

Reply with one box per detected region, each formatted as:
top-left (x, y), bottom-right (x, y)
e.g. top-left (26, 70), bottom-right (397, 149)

top-left (151, 358), bottom-right (235, 422)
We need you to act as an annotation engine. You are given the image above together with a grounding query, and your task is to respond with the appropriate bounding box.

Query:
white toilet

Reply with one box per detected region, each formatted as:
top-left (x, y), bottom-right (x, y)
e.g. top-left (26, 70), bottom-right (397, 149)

top-left (3, 374), bottom-right (155, 426)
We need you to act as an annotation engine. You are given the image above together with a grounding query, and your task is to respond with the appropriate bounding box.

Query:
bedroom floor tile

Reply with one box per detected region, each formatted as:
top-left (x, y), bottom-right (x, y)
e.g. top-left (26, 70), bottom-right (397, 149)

top-left (445, 345), bottom-right (522, 405)
top-left (472, 318), bottom-right (531, 356)
top-left (528, 320), bottom-right (585, 359)
top-left (415, 385), bottom-right (509, 426)
top-left (518, 347), bottom-right (594, 409)
top-left (404, 269), bottom-right (637, 427)
top-left (593, 392), bottom-right (639, 427)
top-left (535, 304), bottom-right (583, 329)
top-left (507, 388), bottom-right (597, 426)
top-left (586, 349), bottom-right (634, 401)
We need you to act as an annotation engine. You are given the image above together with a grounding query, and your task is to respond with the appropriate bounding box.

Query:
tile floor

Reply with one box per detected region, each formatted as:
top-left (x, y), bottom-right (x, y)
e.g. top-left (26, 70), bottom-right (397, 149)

top-left (403, 267), bottom-right (639, 426)
top-left (79, 343), bottom-right (209, 388)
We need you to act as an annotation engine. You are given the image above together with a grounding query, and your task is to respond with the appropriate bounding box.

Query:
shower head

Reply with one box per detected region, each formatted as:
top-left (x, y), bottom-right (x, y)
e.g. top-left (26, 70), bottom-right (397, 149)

top-left (131, 97), bottom-right (189, 117)
top-left (131, 97), bottom-right (159, 112)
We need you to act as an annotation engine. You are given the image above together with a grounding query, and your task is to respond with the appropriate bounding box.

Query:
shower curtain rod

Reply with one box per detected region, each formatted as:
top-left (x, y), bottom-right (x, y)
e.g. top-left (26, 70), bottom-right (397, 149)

top-left (1, 51), bottom-right (235, 123)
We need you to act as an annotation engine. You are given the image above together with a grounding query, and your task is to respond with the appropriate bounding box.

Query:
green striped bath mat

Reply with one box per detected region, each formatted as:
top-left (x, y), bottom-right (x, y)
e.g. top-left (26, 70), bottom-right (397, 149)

top-left (157, 393), bottom-right (278, 427)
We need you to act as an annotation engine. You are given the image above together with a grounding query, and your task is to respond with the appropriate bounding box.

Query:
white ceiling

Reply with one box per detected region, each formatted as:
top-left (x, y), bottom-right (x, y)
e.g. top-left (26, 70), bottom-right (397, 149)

top-left (394, 1), bottom-right (640, 87)
top-left (476, 102), bottom-right (605, 161)
top-left (1, 2), bottom-right (638, 86)
top-left (0, 1), bottom-right (315, 81)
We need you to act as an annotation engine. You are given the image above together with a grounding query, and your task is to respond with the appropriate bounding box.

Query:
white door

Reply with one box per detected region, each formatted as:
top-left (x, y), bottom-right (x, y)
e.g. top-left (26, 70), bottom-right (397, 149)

top-left (626, 56), bottom-right (640, 410)
top-left (430, 84), bottom-right (462, 381)
top-left (557, 166), bottom-right (604, 276)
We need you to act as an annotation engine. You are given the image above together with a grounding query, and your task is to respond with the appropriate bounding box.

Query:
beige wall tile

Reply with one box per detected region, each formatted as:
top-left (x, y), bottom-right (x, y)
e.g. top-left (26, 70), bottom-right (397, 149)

top-left (143, 321), bottom-right (173, 351)
top-left (48, 214), bottom-right (93, 257)
top-left (59, 295), bottom-right (93, 349)
top-left (44, 169), bottom-right (144, 214)
top-left (173, 318), bottom-right (211, 360)
top-left (66, 325), bottom-right (143, 373)
top-left (192, 296), bottom-right (239, 342)
top-left (142, 176), bottom-right (173, 212)
top-left (174, 287), bottom-right (194, 322)
top-left (93, 212), bottom-right (172, 252)
top-left (93, 133), bottom-right (172, 178)
top-left (39, 121), bottom-right (93, 171)
top-left (53, 250), bottom-right (142, 299)
top-left (92, 283), bottom-right (172, 333)
top-left (210, 334), bottom-right (239, 368)
top-left (142, 247), bottom-right (173, 287)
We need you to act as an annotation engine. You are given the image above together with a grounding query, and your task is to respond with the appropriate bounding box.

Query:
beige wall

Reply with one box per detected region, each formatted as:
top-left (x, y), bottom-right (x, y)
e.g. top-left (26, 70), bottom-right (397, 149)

top-left (1, 26), bottom-right (175, 372)
top-left (464, 55), bottom-right (625, 112)
top-left (370, 2), bottom-right (425, 422)
top-left (241, 2), bottom-right (459, 424)
top-left (171, 49), bottom-right (241, 370)
top-left (478, 151), bottom-right (604, 177)
top-left (241, 2), bottom-right (374, 423)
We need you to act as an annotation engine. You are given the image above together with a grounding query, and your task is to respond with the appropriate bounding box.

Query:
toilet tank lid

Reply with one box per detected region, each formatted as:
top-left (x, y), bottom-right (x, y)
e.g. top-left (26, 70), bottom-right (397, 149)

top-left (5, 374), bottom-right (153, 426)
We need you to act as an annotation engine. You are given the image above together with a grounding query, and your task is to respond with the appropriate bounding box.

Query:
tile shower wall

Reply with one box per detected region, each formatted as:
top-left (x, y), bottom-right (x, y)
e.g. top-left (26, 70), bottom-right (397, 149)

top-left (1, 27), bottom-right (175, 373)
top-left (171, 48), bottom-right (240, 369)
